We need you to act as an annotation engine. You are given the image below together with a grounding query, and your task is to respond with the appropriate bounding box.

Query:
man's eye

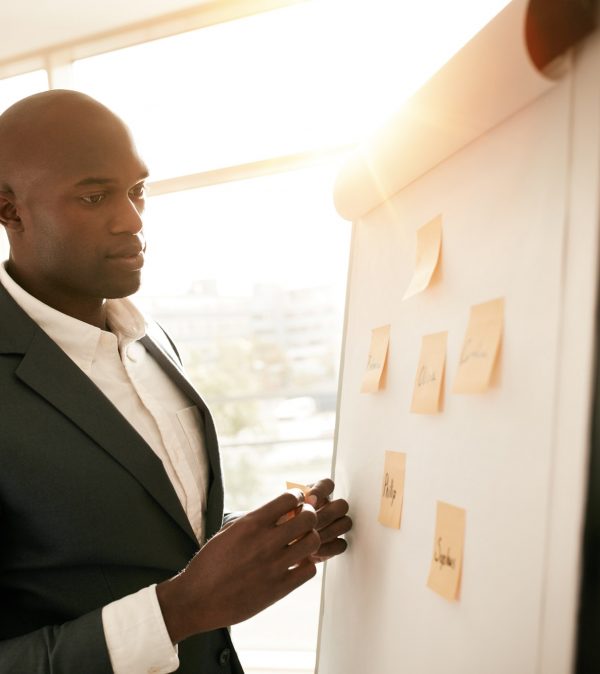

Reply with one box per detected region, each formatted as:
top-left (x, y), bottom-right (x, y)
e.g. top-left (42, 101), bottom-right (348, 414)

top-left (129, 184), bottom-right (147, 200)
top-left (81, 193), bottom-right (105, 204)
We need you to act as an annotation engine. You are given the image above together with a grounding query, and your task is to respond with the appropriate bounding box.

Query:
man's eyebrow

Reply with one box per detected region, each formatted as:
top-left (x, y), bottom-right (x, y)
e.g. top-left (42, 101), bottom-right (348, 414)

top-left (74, 177), bottom-right (115, 187)
top-left (74, 171), bottom-right (150, 187)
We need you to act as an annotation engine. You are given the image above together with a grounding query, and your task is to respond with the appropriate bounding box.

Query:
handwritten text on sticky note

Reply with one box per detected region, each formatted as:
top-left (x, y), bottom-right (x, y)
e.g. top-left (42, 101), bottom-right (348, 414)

top-left (361, 325), bottom-right (391, 393)
top-left (411, 331), bottom-right (447, 414)
top-left (453, 298), bottom-right (504, 394)
top-left (427, 501), bottom-right (466, 601)
top-left (403, 215), bottom-right (443, 300)
top-left (378, 451), bottom-right (406, 529)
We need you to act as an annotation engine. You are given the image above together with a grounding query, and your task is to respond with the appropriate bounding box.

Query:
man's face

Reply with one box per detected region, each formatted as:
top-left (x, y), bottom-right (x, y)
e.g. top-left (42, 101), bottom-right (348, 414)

top-left (9, 105), bottom-right (149, 308)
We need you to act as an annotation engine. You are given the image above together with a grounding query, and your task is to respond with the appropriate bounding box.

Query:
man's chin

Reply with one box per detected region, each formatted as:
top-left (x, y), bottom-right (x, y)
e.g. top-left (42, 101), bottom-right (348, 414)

top-left (103, 272), bottom-right (143, 300)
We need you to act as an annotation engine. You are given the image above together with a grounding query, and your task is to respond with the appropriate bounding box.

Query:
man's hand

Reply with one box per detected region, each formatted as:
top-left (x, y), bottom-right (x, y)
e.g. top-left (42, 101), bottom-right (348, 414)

top-left (156, 490), bottom-right (320, 644)
top-left (305, 478), bottom-right (352, 563)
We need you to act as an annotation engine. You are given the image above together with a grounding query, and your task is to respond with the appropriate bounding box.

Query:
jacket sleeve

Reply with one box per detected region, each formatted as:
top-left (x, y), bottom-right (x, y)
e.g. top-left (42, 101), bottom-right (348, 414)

top-left (0, 609), bottom-right (113, 674)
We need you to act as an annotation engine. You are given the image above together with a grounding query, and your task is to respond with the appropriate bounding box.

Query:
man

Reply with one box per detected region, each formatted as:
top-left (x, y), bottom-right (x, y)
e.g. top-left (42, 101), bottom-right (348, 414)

top-left (0, 90), bottom-right (351, 674)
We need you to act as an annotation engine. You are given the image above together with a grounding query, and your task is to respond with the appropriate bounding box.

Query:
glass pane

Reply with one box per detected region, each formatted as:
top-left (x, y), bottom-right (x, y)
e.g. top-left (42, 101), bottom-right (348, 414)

top-left (73, 0), bottom-right (510, 180)
top-left (135, 162), bottom-right (349, 672)
top-left (0, 70), bottom-right (48, 113)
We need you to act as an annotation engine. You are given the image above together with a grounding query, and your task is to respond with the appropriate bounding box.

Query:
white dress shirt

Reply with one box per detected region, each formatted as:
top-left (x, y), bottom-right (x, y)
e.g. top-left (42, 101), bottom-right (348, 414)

top-left (0, 262), bottom-right (210, 674)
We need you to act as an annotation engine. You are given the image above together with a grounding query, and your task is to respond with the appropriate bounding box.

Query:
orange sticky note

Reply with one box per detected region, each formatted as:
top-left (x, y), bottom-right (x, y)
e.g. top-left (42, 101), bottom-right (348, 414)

top-left (453, 298), bottom-right (504, 394)
top-left (427, 501), bottom-right (466, 601)
top-left (403, 215), bottom-right (442, 300)
top-left (410, 331), bottom-right (447, 414)
top-left (286, 481), bottom-right (309, 495)
top-left (360, 325), bottom-right (391, 393)
top-left (378, 451), bottom-right (406, 529)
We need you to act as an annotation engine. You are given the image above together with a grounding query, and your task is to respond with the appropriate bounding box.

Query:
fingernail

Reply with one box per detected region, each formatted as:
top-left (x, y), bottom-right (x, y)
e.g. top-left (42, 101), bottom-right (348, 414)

top-left (307, 494), bottom-right (318, 507)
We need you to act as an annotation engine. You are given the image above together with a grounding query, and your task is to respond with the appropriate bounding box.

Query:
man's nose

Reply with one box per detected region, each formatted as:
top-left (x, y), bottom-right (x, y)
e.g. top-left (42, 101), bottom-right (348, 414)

top-left (110, 196), bottom-right (143, 234)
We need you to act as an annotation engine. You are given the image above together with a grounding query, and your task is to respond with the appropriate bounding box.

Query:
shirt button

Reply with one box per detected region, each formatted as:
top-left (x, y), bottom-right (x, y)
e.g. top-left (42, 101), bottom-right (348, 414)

top-left (219, 648), bottom-right (231, 665)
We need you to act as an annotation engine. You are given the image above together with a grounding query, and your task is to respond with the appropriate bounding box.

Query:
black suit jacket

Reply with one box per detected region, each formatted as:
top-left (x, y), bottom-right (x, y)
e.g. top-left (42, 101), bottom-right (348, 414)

top-left (0, 284), bottom-right (244, 673)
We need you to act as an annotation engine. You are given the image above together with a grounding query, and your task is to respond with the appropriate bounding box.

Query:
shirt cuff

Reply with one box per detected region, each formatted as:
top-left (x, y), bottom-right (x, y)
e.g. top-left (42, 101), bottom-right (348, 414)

top-left (102, 584), bottom-right (179, 674)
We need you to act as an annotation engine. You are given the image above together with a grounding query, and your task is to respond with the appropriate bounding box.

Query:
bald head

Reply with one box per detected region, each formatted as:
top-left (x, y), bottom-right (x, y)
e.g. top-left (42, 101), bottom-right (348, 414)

top-left (0, 89), bottom-right (149, 325)
top-left (0, 90), bottom-right (136, 194)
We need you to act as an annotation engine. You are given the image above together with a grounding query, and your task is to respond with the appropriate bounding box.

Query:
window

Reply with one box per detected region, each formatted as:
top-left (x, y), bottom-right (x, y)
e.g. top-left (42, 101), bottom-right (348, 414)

top-left (0, 69), bottom-right (48, 113)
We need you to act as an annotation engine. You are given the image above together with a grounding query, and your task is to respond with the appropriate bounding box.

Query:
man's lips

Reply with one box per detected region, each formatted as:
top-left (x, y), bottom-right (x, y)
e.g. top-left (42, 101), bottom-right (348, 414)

top-left (106, 243), bottom-right (144, 259)
top-left (106, 244), bottom-right (145, 270)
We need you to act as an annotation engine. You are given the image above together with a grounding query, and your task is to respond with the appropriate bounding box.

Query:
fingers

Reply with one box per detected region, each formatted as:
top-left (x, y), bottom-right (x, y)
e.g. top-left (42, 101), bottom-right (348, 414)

top-left (316, 514), bottom-right (353, 545)
top-left (244, 484), bottom-right (350, 569)
top-left (306, 478), bottom-right (335, 509)
top-left (308, 491), bottom-right (352, 563)
top-left (312, 503), bottom-right (352, 563)
top-left (252, 489), bottom-right (305, 526)
top-left (312, 538), bottom-right (348, 562)
top-left (281, 528), bottom-right (321, 568)
top-left (315, 498), bottom-right (349, 532)
top-left (274, 504), bottom-right (318, 547)
top-left (281, 558), bottom-right (318, 595)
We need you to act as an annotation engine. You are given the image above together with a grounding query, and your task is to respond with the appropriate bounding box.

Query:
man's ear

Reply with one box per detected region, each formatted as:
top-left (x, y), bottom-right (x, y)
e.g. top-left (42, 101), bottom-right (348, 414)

top-left (0, 191), bottom-right (22, 231)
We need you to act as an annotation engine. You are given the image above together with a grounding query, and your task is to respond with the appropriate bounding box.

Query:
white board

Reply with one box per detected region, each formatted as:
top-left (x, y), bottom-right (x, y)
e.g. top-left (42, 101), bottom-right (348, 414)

top-left (317, 4), bottom-right (600, 673)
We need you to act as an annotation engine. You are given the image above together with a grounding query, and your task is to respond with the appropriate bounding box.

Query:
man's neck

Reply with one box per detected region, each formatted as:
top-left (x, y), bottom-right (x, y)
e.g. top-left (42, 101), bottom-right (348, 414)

top-left (4, 260), bottom-right (108, 330)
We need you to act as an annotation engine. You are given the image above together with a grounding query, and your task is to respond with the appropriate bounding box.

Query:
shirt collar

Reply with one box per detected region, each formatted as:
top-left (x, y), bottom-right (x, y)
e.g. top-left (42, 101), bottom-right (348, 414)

top-left (0, 262), bottom-right (146, 374)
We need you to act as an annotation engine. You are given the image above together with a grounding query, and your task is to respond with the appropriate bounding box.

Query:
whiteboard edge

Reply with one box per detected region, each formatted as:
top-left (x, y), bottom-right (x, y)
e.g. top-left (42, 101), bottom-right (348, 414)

top-left (315, 219), bottom-right (357, 674)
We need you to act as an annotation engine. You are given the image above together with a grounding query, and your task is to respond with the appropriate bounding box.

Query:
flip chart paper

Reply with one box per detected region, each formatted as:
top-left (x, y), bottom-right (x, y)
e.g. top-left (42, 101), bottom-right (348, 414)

top-left (378, 451), bottom-right (406, 529)
top-left (410, 331), bottom-right (447, 414)
top-left (361, 325), bottom-right (391, 393)
top-left (453, 298), bottom-right (504, 394)
top-left (427, 501), bottom-right (466, 601)
top-left (402, 215), bottom-right (442, 300)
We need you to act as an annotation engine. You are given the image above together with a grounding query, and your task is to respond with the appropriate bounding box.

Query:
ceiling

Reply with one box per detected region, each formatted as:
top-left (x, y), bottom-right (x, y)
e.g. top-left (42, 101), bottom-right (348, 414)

top-left (0, 0), bottom-right (215, 63)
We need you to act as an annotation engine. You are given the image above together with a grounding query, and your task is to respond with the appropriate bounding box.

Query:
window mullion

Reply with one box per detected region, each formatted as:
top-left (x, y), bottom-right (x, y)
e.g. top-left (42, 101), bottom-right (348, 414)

top-left (46, 50), bottom-right (75, 90)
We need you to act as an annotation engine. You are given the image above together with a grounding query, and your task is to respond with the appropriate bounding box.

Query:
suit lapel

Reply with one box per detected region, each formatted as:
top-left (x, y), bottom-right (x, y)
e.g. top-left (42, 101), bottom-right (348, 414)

top-left (0, 286), bottom-right (198, 545)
